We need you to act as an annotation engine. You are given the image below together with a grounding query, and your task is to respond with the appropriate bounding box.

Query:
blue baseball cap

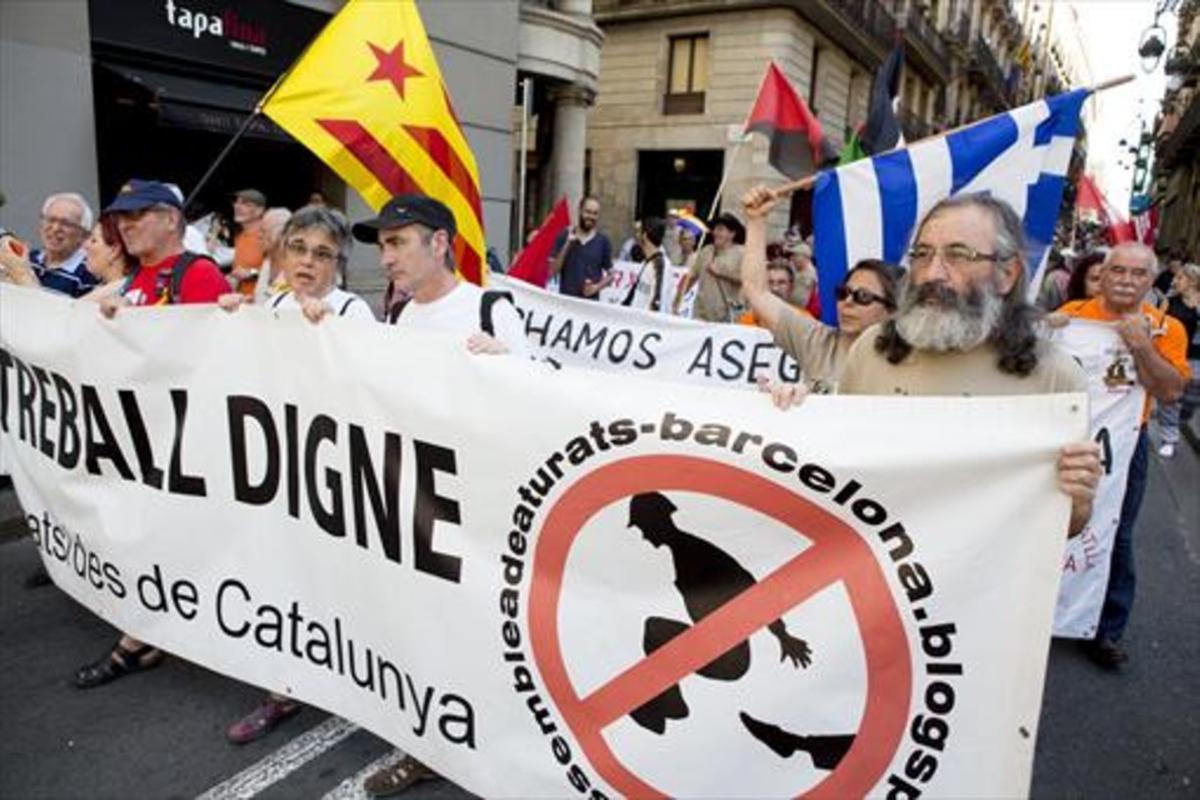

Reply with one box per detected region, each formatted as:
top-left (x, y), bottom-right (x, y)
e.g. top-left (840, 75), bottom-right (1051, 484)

top-left (104, 179), bottom-right (184, 213)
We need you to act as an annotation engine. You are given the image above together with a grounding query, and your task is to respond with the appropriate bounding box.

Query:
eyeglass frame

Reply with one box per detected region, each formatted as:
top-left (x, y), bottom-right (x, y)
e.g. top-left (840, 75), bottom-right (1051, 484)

top-left (906, 243), bottom-right (1010, 271)
top-left (39, 213), bottom-right (89, 234)
top-left (284, 237), bottom-right (339, 267)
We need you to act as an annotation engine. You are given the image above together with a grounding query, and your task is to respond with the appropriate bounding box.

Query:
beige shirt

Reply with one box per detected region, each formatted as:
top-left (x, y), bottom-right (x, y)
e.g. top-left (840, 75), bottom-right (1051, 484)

top-left (838, 323), bottom-right (1086, 396)
top-left (770, 305), bottom-right (851, 393)
top-left (690, 243), bottom-right (744, 322)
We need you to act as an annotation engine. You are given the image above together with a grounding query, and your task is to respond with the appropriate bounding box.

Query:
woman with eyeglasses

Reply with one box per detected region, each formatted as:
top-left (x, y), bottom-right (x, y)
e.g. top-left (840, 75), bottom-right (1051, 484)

top-left (216, 205), bottom-right (372, 744)
top-left (740, 185), bottom-right (901, 392)
top-left (219, 205), bottom-right (374, 324)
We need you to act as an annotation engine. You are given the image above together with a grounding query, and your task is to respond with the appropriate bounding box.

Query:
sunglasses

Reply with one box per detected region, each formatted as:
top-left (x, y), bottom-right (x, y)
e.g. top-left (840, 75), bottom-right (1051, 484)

top-left (835, 284), bottom-right (890, 307)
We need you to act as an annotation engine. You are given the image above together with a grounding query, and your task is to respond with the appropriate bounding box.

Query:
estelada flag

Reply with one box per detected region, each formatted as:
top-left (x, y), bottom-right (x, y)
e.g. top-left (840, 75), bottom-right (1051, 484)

top-left (263, 0), bottom-right (487, 284)
top-left (508, 197), bottom-right (570, 288)
top-left (744, 62), bottom-right (830, 179)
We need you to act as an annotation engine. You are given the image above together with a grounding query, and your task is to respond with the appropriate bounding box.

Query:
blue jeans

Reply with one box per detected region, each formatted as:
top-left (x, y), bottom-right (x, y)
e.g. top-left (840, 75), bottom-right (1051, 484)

top-left (1096, 427), bottom-right (1149, 642)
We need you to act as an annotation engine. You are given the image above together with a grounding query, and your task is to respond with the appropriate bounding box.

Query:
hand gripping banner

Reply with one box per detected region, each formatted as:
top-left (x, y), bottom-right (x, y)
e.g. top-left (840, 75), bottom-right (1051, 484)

top-left (1, 284), bottom-right (1085, 797)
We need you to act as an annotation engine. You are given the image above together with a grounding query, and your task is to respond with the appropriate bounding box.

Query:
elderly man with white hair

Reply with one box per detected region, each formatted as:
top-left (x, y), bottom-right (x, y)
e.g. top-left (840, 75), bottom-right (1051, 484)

top-left (29, 191), bottom-right (97, 297)
top-left (1059, 242), bottom-right (1191, 669)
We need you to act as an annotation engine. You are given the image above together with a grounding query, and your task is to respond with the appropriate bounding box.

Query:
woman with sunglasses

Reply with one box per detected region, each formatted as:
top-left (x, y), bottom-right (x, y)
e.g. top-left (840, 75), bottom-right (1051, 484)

top-left (740, 185), bottom-right (901, 392)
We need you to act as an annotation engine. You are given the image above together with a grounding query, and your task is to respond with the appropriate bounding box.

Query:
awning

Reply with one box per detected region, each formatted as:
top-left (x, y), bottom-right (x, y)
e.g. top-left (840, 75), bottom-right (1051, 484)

top-left (96, 62), bottom-right (291, 142)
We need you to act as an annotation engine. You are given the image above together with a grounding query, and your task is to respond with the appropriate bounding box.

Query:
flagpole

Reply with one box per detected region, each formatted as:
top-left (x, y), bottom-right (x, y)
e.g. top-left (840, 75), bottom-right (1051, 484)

top-left (182, 102), bottom-right (266, 213)
top-left (695, 60), bottom-right (777, 243)
top-left (767, 73), bottom-right (1135, 199)
top-left (181, 19), bottom-right (319, 212)
top-left (516, 77), bottom-right (533, 252)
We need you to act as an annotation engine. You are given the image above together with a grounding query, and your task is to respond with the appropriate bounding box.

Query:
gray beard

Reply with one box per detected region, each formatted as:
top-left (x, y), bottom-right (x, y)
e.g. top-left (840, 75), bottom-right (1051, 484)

top-left (894, 280), bottom-right (1005, 353)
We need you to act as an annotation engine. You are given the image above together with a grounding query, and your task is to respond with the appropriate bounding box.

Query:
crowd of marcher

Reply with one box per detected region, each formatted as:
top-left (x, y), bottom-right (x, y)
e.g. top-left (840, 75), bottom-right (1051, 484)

top-left (0, 171), bottom-right (1196, 793)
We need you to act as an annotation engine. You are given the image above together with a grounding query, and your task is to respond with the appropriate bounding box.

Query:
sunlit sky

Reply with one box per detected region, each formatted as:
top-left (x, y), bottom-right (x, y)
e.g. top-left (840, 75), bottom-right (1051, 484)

top-left (1064, 0), bottom-right (1170, 210)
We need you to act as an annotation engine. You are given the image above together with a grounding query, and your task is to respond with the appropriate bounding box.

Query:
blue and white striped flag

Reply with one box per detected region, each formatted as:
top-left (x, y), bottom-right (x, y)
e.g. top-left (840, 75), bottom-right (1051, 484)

top-left (812, 89), bottom-right (1090, 323)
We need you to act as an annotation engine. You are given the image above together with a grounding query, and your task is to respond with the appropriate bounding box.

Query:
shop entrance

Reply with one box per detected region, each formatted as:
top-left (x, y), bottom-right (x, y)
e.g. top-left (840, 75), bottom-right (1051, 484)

top-left (91, 62), bottom-right (333, 219)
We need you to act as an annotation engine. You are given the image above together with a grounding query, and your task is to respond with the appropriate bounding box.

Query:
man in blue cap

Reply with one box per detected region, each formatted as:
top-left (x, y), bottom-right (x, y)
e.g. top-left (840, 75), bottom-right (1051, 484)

top-left (98, 179), bottom-right (228, 315)
top-left (74, 180), bottom-right (228, 690)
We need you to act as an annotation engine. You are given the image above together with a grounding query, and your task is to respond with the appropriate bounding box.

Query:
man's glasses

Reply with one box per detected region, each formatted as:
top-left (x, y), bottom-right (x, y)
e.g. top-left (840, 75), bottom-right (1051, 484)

top-left (907, 243), bottom-right (1003, 270)
top-left (40, 214), bottom-right (87, 233)
top-left (285, 239), bottom-right (338, 266)
top-left (835, 285), bottom-right (890, 307)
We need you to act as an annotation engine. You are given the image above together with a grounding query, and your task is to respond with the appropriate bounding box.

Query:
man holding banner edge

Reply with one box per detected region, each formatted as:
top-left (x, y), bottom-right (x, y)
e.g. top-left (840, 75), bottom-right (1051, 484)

top-left (762, 193), bottom-right (1102, 538)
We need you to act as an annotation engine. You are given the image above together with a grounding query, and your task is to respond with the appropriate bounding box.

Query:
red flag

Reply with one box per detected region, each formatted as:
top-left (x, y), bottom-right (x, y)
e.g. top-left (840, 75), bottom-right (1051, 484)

top-left (744, 62), bottom-right (829, 179)
top-left (508, 197), bottom-right (570, 288)
top-left (1075, 174), bottom-right (1107, 219)
top-left (1076, 175), bottom-right (1135, 245)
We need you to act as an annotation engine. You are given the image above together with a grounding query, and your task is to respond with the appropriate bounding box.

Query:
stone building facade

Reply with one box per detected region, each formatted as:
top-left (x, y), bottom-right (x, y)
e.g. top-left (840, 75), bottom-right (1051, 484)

top-left (582, 0), bottom-right (1080, 243)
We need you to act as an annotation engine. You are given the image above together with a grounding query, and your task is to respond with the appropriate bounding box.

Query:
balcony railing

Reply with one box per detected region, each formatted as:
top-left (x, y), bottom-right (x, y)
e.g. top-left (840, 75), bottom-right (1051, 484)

top-left (970, 36), bottom-right (1011, 108)
top-left (901, 6), bottom-right (951, 82)
top-left (949, 12), bottom-right (971, 50)
top-left (907, 9), bottom-right (950, 63)
top-left (829, 0), bottom-right (898, 53)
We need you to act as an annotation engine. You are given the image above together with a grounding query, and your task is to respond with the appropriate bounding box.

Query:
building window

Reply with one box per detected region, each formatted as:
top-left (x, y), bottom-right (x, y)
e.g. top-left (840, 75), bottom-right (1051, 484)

top-left (664, 33), bottom-right (708, 115)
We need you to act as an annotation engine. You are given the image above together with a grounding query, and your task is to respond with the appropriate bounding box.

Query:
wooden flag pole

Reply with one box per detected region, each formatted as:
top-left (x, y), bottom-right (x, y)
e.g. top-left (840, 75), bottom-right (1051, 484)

top-left (766, 73), bottom-right (1135, 200)
top-left (181, 22), bottom-right (320, 212)
top-left (182, 102), bottom-right (267, 213)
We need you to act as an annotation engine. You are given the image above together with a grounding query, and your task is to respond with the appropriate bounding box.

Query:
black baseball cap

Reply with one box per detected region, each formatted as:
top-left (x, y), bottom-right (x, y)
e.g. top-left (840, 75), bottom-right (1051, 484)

top-left (352, 194), bottom-right (457, 243)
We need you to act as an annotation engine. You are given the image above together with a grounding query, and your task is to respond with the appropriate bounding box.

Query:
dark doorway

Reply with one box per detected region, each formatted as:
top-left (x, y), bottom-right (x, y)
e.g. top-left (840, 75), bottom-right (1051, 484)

top-left (91, 62), bottom-right (330, 220)
top-left (636, 150), bottom-right (723, 221)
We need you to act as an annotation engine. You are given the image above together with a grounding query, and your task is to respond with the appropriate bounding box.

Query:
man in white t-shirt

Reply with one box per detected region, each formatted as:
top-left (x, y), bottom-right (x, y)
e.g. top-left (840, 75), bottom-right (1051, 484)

top-left (352, 193), bottom-right (530, 358)
top-left (349, 193), bottom-right (527, 797)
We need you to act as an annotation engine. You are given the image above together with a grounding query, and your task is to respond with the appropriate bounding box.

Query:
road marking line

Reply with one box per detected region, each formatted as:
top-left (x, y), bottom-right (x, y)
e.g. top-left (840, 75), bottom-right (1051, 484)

top-left (319, 748), bottom-right (408, 800)
top-left (196, 716), bottom-right (359, 800)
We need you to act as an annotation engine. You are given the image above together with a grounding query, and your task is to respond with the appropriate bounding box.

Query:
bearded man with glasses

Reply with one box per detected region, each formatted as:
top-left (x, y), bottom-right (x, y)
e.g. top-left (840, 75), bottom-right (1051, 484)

top-left (764, 194), bottom-right (1101, 537)
top-left (837, 193), bottom-right (1100, 535)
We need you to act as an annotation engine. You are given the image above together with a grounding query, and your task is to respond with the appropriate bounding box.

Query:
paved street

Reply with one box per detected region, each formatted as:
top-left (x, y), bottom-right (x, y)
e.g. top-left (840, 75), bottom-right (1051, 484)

top-left (1, 426), bottom-right (1197, 799)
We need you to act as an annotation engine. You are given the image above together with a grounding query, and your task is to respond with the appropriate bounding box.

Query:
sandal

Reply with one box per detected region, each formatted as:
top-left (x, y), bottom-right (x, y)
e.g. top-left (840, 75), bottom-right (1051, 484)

top-left (74, 640), bottom-right (164, 689)
top-left (363, 754), bottom-right (437, 797)
top-left (227, 696), bottom-right (303, 745)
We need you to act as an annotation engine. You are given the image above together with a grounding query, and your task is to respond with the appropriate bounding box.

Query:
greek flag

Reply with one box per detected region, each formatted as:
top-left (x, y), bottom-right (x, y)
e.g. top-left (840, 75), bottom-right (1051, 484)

top-left (812, 89), bottom-right (1090, 323)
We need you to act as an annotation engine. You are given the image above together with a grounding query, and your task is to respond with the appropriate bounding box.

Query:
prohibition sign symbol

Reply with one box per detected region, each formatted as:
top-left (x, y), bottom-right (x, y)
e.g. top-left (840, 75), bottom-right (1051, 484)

top-left (529, 454), bottom-right (912, 798)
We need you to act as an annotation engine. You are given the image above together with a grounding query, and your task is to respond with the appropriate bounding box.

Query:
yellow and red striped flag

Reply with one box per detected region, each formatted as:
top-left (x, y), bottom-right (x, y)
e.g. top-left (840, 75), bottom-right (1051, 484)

top-left (263, 0), bottom-right (487, 284)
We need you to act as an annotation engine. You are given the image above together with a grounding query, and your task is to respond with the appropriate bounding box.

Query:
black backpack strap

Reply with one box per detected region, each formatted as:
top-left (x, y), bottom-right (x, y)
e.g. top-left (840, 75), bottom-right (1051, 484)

top-left (386, 296), bottom-right (412, 325)
top-left (269, 290), bottom-right (292, 309)
top-left (337, 296), bottom-right (360, 317)
top-left (480, 289), bottom-right (515, 336)
top-left (169, 252), bottom-right (201, 304)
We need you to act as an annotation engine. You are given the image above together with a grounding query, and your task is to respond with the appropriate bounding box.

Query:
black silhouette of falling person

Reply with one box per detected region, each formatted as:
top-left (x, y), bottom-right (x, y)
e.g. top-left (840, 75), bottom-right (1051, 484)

top-left (626, 492), bottom-right (856, 771)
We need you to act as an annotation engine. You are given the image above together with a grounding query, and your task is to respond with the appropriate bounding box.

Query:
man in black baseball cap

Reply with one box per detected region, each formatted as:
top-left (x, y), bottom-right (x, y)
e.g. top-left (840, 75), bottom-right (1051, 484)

top-left (351, 193), bottom-right (462, 309)
top-left (351, 194), bottom-right (457, 244)
top-left (351, 193), bottom-right (530, 796)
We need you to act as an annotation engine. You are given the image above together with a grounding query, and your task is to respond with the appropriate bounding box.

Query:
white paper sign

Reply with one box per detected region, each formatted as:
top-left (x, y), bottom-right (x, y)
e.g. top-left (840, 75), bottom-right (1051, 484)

top-left (1049, 319), bottom-right (1144, 639)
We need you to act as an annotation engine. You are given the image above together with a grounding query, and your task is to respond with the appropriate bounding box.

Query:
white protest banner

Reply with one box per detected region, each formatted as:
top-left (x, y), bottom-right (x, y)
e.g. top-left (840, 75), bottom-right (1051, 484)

top-left (495, 274), bottom-right (797, 388)
top-left (1049, 320), bottom-right (1144, 639)
top-left (598, 259), bottom-right (692, 315)
top-left (1, 284), bottom-right (1085, 798)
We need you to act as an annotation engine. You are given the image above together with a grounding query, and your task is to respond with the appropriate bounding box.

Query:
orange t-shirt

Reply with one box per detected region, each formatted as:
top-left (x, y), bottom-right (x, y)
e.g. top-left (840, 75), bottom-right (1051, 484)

top-left (1059, 297), bottom-right (1193, 422)
top-left (233, 228), bottom-right (265, 296)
